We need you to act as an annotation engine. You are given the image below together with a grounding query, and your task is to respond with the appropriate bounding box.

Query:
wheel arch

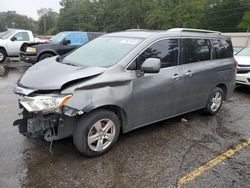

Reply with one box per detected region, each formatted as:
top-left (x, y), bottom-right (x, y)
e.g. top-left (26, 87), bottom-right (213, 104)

top-left (86, 105), bottom-right (128, 133)
top-left (38, 50), bottom-right (57, 61)
top-left (216, 83), bottom-right (227, 100)
top-left (0, 46), bottom-right (8, 56)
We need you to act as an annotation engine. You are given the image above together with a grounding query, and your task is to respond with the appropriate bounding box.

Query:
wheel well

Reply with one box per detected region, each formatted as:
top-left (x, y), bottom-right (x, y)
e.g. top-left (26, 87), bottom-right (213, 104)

top-left (216, 84), bottom-right (227, 100)
top-left (89, 105), bottom-right (127, 133)
top-left (0, 47), bottom-right (7, 56)
top-left (38, 51), bottom-right (57, 61)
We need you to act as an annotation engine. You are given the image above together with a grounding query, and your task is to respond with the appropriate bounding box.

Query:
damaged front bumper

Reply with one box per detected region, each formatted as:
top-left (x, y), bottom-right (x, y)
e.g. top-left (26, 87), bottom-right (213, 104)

top-left (13, 95), bottom-right (83, 142)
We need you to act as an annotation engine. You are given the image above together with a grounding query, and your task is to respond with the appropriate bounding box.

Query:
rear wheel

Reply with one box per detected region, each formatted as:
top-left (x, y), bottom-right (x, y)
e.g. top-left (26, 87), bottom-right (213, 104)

top-left (204, 87), bottom-right (224, 115)
top-left (0, 49), bottom-right (7, 63)
top-left (38, 53), bottom-right (54, 62)
top-left (73, 109), bottom-right (120, 157)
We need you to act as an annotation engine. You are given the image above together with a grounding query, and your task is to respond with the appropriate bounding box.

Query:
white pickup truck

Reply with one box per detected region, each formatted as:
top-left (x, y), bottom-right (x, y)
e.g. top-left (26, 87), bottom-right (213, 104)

top-left (0, 29), bottom-right (35, 63)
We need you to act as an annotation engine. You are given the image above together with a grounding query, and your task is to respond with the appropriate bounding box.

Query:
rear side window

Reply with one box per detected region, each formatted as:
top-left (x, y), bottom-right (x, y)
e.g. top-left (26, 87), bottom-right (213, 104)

top-left (139, 39), bottom-right (179, 68)
top-left (213, 39), bottom-right (233, 59)
top-left (182, 39), bottom-right (211, 64)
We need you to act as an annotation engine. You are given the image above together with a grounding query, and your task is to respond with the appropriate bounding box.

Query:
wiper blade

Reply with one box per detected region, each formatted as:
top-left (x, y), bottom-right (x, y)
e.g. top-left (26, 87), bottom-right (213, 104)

top-left (63, 62), bottom-right (77, 67)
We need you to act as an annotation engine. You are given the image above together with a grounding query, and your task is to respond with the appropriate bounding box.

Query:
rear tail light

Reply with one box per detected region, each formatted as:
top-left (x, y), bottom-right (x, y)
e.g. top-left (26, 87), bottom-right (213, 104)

top-left (233, 58), bottom-right (238, 68)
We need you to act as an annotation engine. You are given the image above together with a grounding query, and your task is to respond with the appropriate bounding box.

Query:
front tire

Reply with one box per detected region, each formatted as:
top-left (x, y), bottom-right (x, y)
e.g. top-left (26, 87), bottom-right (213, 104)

top-left (0, 49), bottom-right (7, 63)
top-left (73, 109), bottom-right (120, 157)
top-left (204, 87), bottom-right (224, 115)
top-left (38, 53), bottom-right (54, 62)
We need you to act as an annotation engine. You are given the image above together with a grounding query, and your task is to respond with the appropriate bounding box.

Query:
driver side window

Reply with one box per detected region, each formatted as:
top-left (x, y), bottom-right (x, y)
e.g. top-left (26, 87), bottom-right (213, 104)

top-left (127, 39), bottom-right (179, 70)
top-left (13, 32), bottom-right (29, 41)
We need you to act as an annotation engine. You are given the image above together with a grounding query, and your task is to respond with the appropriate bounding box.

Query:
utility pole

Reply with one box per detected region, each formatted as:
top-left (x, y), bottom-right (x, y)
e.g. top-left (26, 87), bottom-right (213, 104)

top-left (43, 13), bottom-right (47, 35)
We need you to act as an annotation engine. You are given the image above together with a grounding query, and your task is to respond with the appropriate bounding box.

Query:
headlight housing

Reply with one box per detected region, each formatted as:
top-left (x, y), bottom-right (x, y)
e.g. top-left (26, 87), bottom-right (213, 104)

top-left (26, 47), bottom-right (37, 53)
top-left (20, 95), bottom-right (72, 112)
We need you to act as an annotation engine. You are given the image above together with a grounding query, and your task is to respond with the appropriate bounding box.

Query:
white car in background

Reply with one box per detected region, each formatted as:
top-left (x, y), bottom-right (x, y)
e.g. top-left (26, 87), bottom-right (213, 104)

top-left (235, 46), bottom-right (250, 86)
top-left (0, 29), bottom-right (35, 63)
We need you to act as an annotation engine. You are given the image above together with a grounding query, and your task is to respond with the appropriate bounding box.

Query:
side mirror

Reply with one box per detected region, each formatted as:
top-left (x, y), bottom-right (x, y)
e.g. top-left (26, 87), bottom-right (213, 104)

top-left (141, 58), bottom-right (161, 74)
top-left (11, 36), bottom-right (17, 41)
top-left (63, 39), bottom-right (71, 45)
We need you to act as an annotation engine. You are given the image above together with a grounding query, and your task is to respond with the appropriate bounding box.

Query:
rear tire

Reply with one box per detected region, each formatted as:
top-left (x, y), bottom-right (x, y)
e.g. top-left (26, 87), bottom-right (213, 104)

top-left (0, 49), bottom-right (7, 63)
top-left (73, 109), bottom-right (120, 157)
top-left (204, 87), bottom-right (224, 115)
top-left (38, 53), bottom-right (54, 62)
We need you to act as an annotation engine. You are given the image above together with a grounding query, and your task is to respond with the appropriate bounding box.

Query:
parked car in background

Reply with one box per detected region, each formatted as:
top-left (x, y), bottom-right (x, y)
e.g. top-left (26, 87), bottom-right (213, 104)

top-left (14, 28), bottom-right (236, 157)
top-left (233, 47), bottom-right (242, 55)
top-left (0, 29), bottom-right (35, 63)
top-left (19, 31), bottom-right (104, 63)
top-left (235, 46), bottom-right (250, 86)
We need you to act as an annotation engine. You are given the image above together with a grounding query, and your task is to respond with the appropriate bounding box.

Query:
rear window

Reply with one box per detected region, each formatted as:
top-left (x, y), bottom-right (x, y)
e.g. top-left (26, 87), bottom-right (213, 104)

top-left (87, 32), bottom-right (103, 41)
top-left (182, 39), bottom-right (211, 64)
top-left (213, 39), bottom-right (233, 59)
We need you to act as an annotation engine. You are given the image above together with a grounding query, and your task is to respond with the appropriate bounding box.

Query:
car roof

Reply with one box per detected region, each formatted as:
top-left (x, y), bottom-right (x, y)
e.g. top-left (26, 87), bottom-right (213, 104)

top-left (7, 28), bottom-right (30, 32)
top-left (104, 28), bottom-right (230, 39)
top-left (105, 30), bottom-right (163, 38)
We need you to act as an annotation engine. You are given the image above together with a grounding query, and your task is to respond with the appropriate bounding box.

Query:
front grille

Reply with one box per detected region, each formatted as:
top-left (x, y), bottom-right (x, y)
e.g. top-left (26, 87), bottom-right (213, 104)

top-left (237, 66), bottom-right (250, 74)
top-left (238, 64), bottom-right (250, 68)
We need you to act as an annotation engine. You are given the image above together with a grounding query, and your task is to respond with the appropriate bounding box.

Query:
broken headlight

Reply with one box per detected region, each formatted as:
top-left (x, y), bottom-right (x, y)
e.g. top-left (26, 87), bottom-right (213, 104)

top-left (20, 95), bottom-right (72, 112)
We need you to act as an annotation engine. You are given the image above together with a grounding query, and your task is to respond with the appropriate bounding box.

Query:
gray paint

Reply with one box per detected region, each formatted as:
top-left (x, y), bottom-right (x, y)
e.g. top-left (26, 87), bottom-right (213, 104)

top-left (15, 29), bottom-right (236, 135)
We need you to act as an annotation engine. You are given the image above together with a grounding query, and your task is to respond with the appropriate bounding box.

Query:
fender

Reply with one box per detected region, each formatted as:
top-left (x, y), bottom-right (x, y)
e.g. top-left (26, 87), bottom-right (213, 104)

top-left (65, 80), bottom-right (133, 113)
top-left (38, 49), bottom-right (58, 58)
top-left (0, 46), bottom-right (8, 56)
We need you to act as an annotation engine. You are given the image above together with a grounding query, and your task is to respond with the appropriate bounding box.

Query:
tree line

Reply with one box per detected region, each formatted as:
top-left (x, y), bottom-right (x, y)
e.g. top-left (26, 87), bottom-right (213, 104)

top-left (1, 0), bottom-right (250, 35)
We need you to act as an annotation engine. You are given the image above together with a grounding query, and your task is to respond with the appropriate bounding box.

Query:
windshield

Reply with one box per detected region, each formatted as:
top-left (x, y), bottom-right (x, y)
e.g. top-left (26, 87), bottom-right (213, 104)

top-left (236, 46), bottom-right (250, 56)
top-left (63, 36), bottom-right (143, 67)
top-left (0, 31), bottom-right (15, 39)
top-left (49, 32), bottom-right (69, 43)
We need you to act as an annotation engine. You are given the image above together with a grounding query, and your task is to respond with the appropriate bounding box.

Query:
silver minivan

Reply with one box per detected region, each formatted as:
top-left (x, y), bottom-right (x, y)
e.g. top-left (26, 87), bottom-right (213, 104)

top-left (14, 28), bottom-right (236, 157)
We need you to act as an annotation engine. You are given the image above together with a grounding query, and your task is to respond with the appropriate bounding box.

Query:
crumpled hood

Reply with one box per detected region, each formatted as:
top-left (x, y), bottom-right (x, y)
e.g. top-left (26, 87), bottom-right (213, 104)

top-left (18, 57), bottom-right (106, 90)
top-left (235, 56), bottom-right (250, 66)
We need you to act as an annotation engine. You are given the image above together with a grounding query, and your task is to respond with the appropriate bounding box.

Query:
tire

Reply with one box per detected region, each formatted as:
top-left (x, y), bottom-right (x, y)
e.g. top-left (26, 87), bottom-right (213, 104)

top-left (0, 49), bottom-right (7, 63)
top-left (204, 87), bottom-right (224, 115)
top-left (38, 53), bottom-right (54, 62)
top-left (73, 109), bottom-right (121, 157)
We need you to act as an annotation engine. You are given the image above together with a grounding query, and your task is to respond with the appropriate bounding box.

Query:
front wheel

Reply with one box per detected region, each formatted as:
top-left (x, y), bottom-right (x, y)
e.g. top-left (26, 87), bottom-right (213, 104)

top-left (38, 53), bottom-right (54, 62)
top-left (73, 109), bottom-right (120, 157)
top-left (204, 87), bottom-right (224, 115)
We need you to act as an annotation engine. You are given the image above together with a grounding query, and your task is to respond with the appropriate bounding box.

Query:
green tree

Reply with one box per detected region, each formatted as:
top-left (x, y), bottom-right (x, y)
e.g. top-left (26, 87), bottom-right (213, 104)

top-left (0, 11), bottom-right (37, 32)
top-left (57, 0), bottom-right (103, 31)
top-left (238, 11), bottom-right (250, 31)
top-left (56, 0), bottom-right (250, 33)
top-left (37, 8), bottom-right (58, 35)
top-left (202, 0), bottom-right (245, 32)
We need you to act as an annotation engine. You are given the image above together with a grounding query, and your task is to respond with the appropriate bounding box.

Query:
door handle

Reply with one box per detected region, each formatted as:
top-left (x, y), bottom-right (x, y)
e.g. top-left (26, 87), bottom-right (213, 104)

top-left (185, 70), bottom-right (193, 76)
top-left (172, 74), bottom-right (180, 80)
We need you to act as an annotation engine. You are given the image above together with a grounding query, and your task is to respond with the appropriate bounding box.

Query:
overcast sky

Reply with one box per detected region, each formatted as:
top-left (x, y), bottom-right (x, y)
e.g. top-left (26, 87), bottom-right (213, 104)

top-left (0, 0), bottom-right (61, 20)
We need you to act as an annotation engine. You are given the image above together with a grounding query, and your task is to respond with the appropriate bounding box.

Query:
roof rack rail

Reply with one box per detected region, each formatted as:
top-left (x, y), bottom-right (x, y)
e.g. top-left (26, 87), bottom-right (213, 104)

top-left (168, 28), bottom-right (221, 35)
top-left (126, 29), bottom-right (152, 32)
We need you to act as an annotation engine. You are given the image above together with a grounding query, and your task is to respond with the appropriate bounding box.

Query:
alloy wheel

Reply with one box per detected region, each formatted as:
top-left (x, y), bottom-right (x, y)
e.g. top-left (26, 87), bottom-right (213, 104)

top-left (210, 92), bottom-right (222, 112)
top-left (87, 119), bottom-right (116, 152)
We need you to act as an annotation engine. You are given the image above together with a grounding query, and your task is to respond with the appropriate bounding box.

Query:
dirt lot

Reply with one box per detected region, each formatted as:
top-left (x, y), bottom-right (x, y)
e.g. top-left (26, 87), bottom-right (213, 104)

top-left (0, 61), bottom-right (250, 188)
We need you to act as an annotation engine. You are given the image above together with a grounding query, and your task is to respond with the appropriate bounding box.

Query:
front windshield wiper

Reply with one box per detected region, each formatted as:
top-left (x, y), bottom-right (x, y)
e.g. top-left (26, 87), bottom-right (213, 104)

top-left (63, 62), bottom-right (78, 66)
